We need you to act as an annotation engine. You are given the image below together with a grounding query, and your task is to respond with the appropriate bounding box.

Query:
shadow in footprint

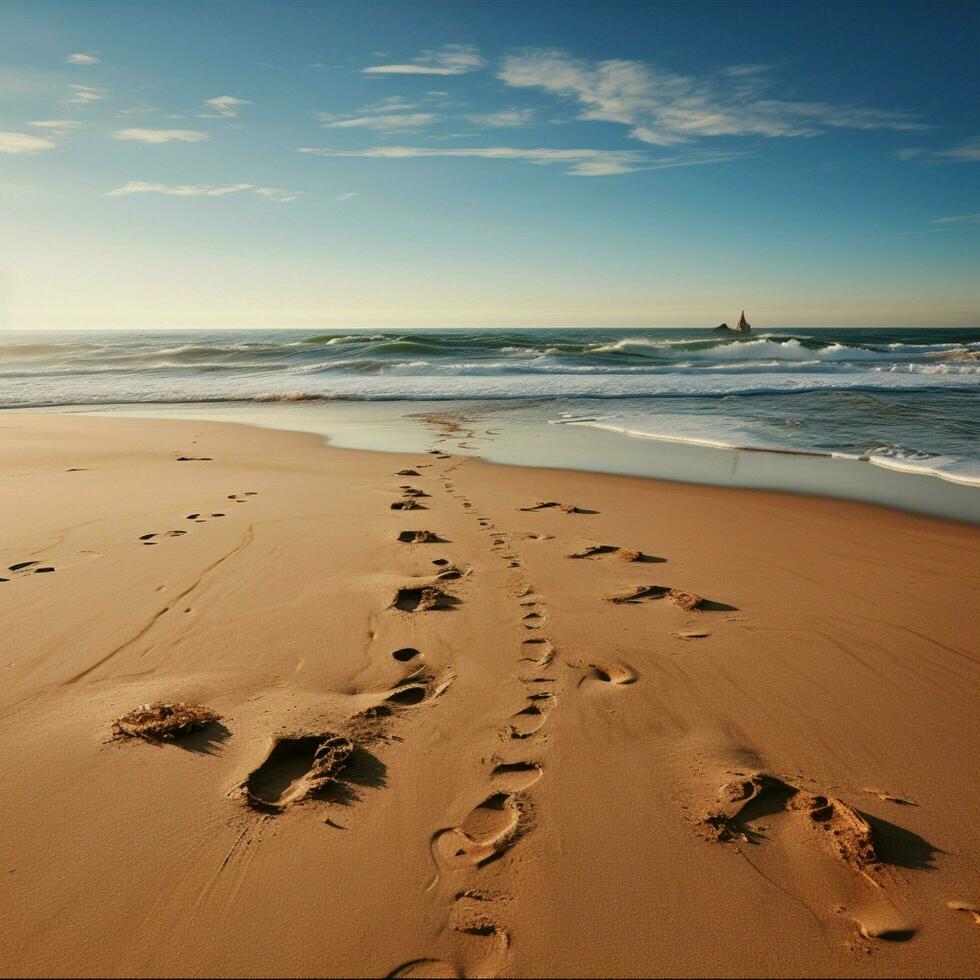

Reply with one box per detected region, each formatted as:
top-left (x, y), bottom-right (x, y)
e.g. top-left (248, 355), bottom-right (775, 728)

top-left (392, 647), bottom-right (421, 662)
top-left (393, 587), bottom-right (459, 612)
top-left (864, 812), bottom-right (940, 871)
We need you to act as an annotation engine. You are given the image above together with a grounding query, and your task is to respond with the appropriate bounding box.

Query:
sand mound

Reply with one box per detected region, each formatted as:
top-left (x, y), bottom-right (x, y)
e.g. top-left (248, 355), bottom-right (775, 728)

top-left (112, 701), bottom-right (221, 741)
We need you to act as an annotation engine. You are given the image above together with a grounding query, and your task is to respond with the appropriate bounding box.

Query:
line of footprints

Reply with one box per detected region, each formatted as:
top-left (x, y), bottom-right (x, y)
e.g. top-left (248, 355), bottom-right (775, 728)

top-left (391, 452), bottom-right (648, 979)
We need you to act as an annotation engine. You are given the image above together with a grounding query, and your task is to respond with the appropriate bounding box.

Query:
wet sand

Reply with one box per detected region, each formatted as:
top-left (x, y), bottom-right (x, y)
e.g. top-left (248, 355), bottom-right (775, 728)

top-left (0, 411), bottom-right (978, 978)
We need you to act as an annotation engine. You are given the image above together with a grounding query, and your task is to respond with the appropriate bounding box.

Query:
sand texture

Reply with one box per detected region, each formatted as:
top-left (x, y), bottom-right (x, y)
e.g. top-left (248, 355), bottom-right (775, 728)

top-left (0, 411), bottom-right (978, 978)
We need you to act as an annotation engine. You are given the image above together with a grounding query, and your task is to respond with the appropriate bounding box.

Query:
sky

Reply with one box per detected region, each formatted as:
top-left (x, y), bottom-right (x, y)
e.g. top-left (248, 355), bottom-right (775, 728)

top-left (1, 0), bottom-right (978, 330)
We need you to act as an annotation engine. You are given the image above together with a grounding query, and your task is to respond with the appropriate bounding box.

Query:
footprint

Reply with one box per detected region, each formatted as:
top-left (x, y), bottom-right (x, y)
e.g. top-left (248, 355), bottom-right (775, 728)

top-left (582, 661), bottom-right (638, 685)
top-left (8, 561), bottom-right (38, 572)
top-left (176, 456), bottom-right (212, 462)
top-left (508, 702), bottom-right (551, 739)
top-left (700, 773), bottom-right (881, 875)
top-left (397, 530), bottom-right (444, 544)
top-left (522, 611), bottom-right (544, 630)
top-left (947, 901), bottom-right (980, 926)
top-left (519, 638), bottom-right (554, 667)
top-left (608, 585), bottom-right (704, 610)
top-left (392, 647), bottom-right (422, 662)
top-left (386, 960), bottom-right (456, 978)
top-left (434, 793), bottom-right (525, 868)
top-left (448, 892), bottom-right (510, 974)
top-left (392, 587), bottom-right (458, 612)
top-left (491, 761), bottom-right (543, 792)
top-left (395, 469), bottom-right (421, 477)
top-left (518, 501), bottom-right (597, 514)
top-left (567, 544), bottom-right (658, 562)
top-left (392, 500), bottom-right (426, 511)
top-left (241, 734), bottom-right (354, 813)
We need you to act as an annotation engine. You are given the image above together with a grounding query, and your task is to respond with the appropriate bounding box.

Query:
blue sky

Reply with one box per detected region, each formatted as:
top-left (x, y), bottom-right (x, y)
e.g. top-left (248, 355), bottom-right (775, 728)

top-left (1, 0), bottom-right (978, 329)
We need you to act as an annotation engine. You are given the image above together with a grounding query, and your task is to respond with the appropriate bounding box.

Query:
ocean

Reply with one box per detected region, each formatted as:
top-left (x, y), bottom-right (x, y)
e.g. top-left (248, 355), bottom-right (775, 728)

top-left (3, 326), bottom-right (979, 500)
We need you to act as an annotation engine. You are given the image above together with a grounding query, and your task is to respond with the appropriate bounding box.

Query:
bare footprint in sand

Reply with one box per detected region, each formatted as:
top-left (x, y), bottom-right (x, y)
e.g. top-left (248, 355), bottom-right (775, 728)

top-left (392, 587), bottom-right (458, 612)
top-left (567, 544), bottom-right (659, 562)
top-left (491, 761), bottom-right (543, 792)
top-left (386, 959), bottom-right (457, 978)
top-left (519, 638), bottom-right (555, 667)
top-left (507, 696), bottom-right (555, 739)
top-left (434, 792), bottom-right (526, 868)
top-left (241, 734), bottom-right (354, 813)
top-left (397, 530), bottom-right (444, 544)
top-left (519, 501), bottom-right (597, 514)
top-left (577, 661), bottom-right (638, 685)
top-left (608, 585), bottom-right (705, 610)
top-left (384, 671), bottom-right (455, 708)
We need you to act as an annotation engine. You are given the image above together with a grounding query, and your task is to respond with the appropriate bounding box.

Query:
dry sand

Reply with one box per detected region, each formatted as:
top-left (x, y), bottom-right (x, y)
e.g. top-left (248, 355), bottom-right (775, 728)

top-left (0, 411), bottom-right (978, 978)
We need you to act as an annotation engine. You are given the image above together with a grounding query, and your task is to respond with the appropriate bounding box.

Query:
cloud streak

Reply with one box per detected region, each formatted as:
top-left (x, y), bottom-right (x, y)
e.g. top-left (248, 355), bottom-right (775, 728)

top-left (111, 128), bottom-right (210, 143)
top-left (363, 44), bottom-right (485, 76)
top-left (898, 136), bottom-right (980, 164)
top-left (297, 144), bottom-right (744, 176)
top-left (64, 84), bottom-right (106, 107)
top-left (321, 112), bottom-right (438, 130)
top-left (498, 49), bottom-right (928, 146)
top-left (66, 52), bottom-right (100, 65)
top-left (104, 181), bottom-right (302, 201)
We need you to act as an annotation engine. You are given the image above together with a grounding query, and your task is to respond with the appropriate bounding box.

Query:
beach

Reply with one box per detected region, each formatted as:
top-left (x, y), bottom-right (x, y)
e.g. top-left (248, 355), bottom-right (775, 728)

top-left (1, 409), bottom-right (977, 978)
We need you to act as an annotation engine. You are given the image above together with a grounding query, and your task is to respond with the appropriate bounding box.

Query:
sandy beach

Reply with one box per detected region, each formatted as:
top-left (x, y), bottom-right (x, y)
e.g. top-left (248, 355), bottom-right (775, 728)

top-left (0, 410), bottom-right (978, 979)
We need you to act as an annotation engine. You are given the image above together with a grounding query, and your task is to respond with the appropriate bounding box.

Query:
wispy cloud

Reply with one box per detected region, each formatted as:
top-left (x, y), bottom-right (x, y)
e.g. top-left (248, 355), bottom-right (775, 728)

top-left (201, 95), bottom-right (252, 118)
top-left (66, 52), bottom-right (101, 65)
top-left (334, 192), bottom-right (358, 202)
top-left (321, 112), bottom-right (438, 130)
top-left (0, 131), bottom-right (58, 154)
top-left (931, 212), bottom-right (980, 225)
top-left (64, 84), bottom-right (106, 107)
top-left (498, 50), bottom-right (927, 147)
top-left (30, 119), bottom-right (82, 133)
top-left (111, 128), bottom-right (210, 144)
top-left (105, 181), bottom-right (302, 201)
top-left (466, 107), bottom-right (538, 128)
top-left (297, 144), bottom-right (743, 176)
top-left (897, 136), bottom-right (980, 164)
top-left (363, 44), bottom-right (485, 76)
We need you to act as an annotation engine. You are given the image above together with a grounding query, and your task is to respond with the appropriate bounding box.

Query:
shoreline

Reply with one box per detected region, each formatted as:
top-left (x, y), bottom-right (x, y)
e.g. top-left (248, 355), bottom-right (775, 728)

top-left (1, 411), bottom-right (978, 977)
top-left (22, 400), bottom-right (978, 522)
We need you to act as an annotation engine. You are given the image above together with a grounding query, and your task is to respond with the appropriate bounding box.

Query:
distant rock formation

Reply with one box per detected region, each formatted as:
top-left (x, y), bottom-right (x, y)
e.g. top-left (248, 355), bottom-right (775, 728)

top-left (714, 312), bottom-right (751, 333)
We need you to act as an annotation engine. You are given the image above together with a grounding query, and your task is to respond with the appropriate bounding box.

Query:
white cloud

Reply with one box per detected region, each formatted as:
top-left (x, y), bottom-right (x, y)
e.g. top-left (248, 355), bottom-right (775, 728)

top-left (104, 181), bottom-right (301, 201)
top-left (111, 128), bottom-right (210, 143)
top-left (334, 192), bottom-right (358, 202)
top-left (252, 186), bottom-right (303, 202)
top-left (322, 112), bottom-right (438, 130)
top-left (297, 143), bottom-right (742, 176)
top-left (66, 52), bottom-right (101, 65)
top-left (0, 131), bottom-right (57, 154)
top-left (898, 136), bottom-right (980, 164)
top-left (64, 84), bottom-right (106, 107)
top-left (931, 212), bottom-right (980, 225)
top-left (719, 63), bottom-right (774, 78)
top-left (29, 119), bottom-right (81, 131)
top-left (498, 50), bottom-right (927, 147)
top-left (202, 95), bottom-right (252, 118)
top-left (467, 107), bottom-right (538, 128)
top-left (363, 44), bottom-right (485, 76)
